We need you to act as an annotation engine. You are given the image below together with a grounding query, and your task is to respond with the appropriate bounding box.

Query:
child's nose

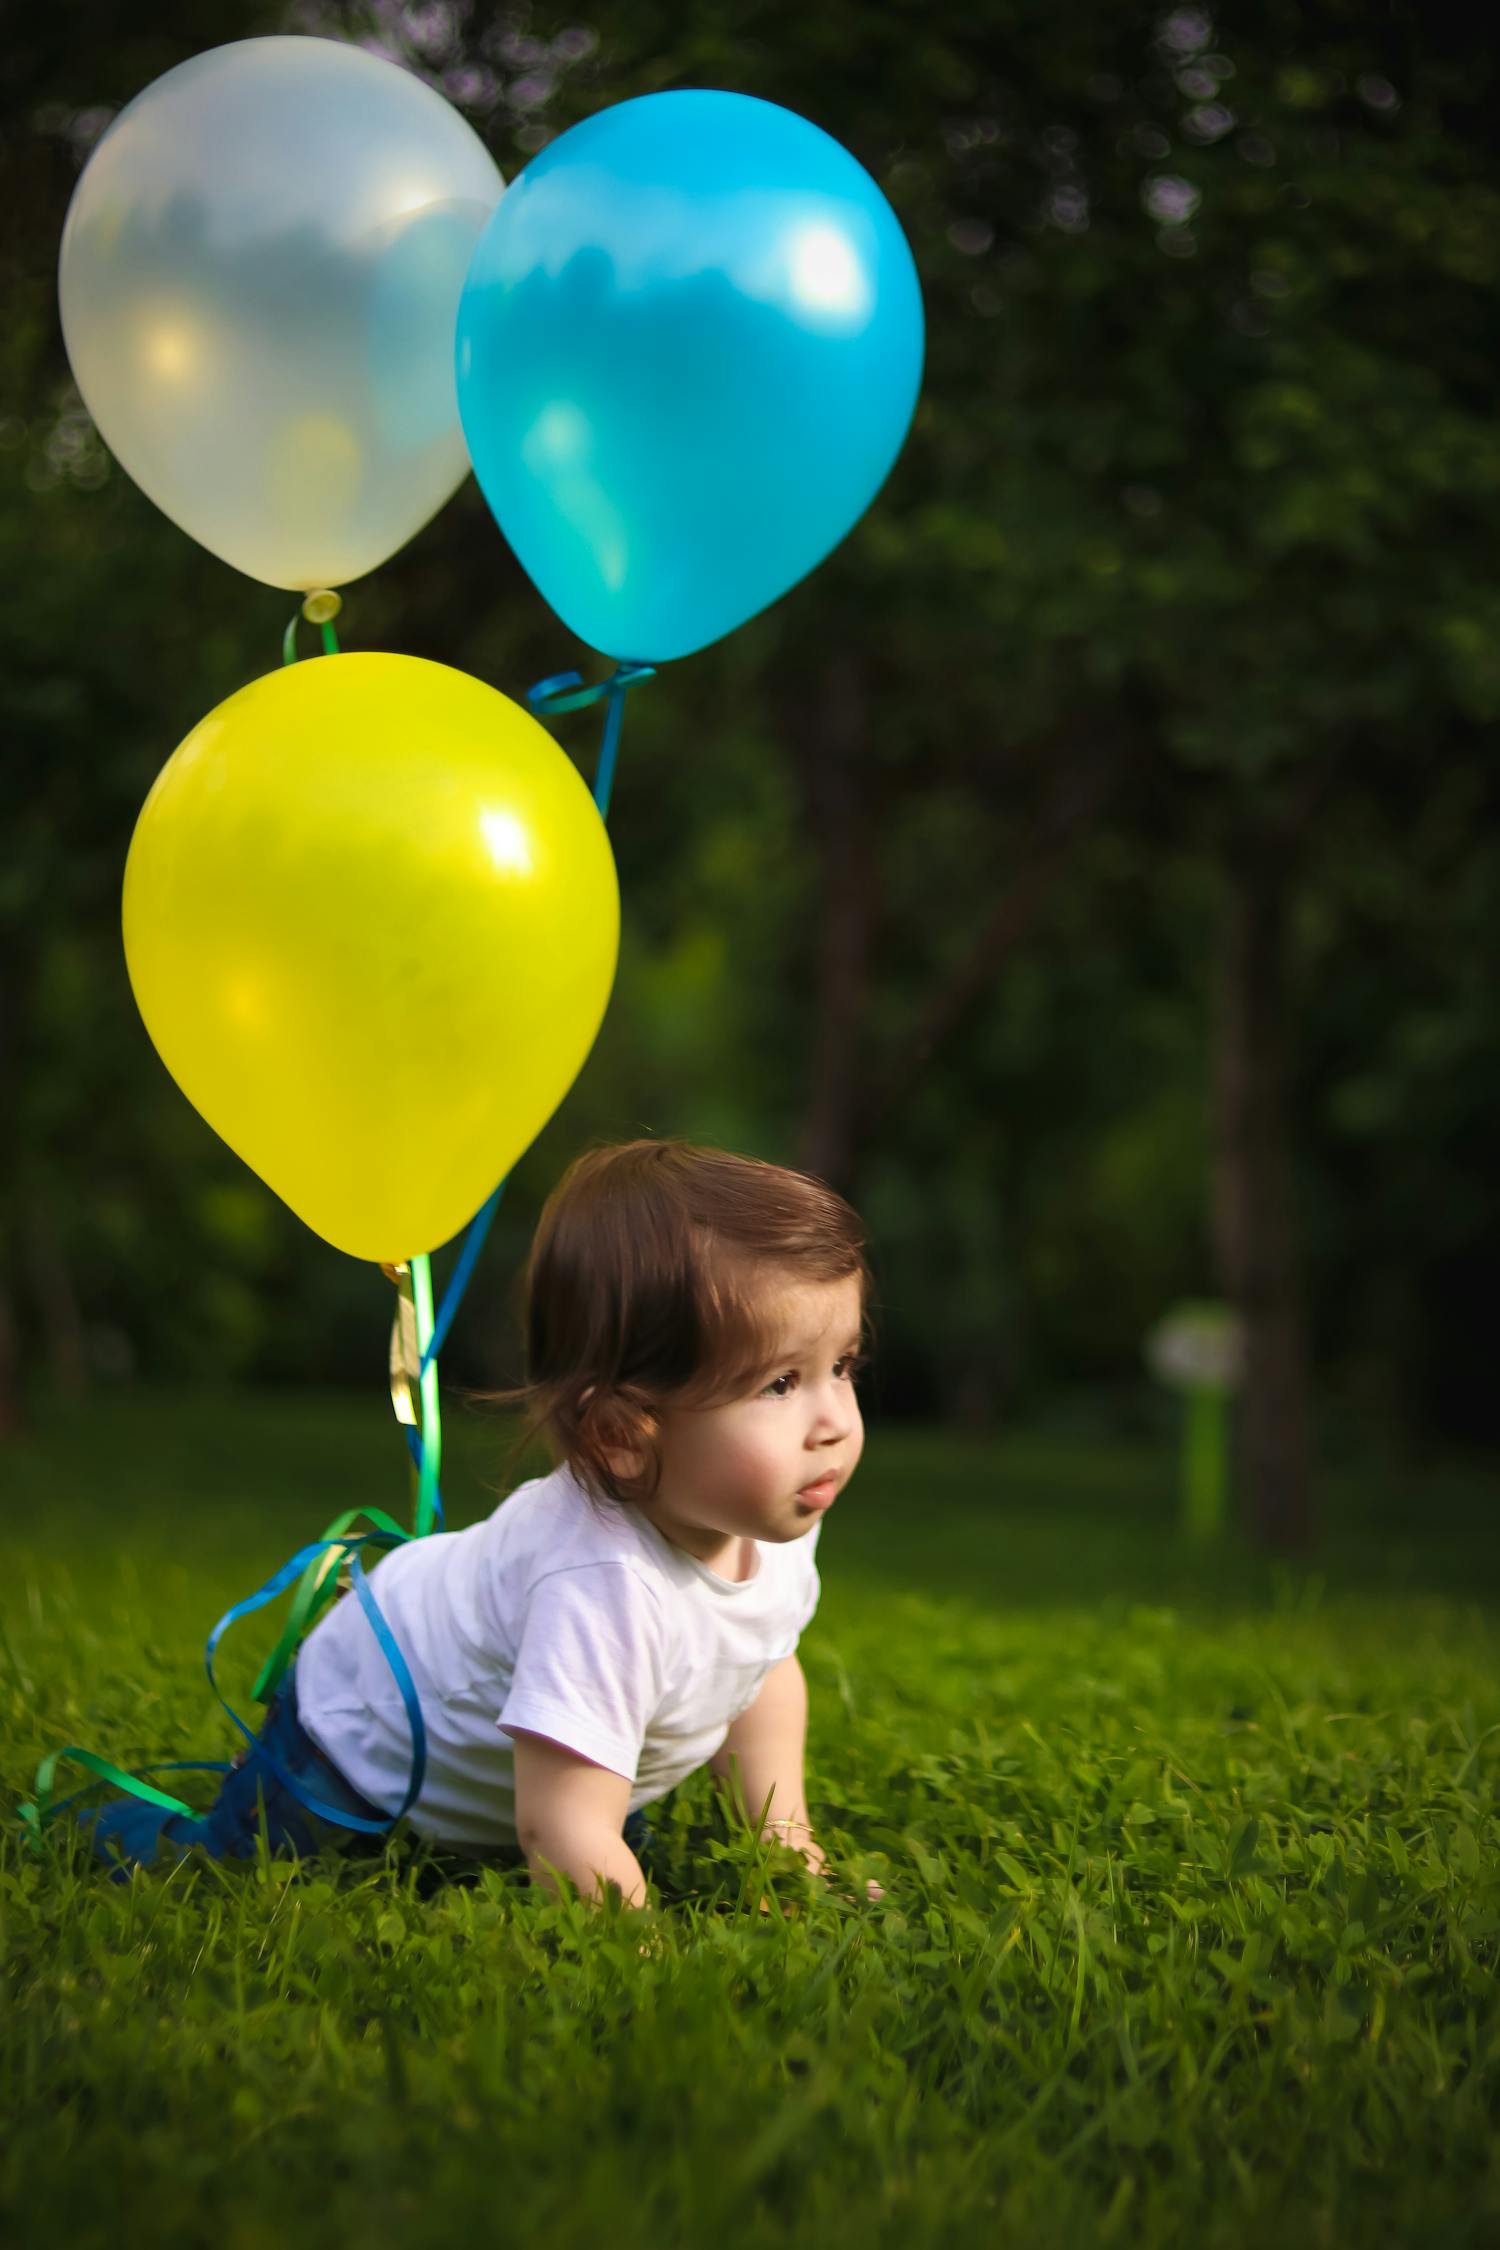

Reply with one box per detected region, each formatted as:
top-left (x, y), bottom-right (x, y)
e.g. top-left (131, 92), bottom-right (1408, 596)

top-left (813, 1382), bottom-right (856, 1435)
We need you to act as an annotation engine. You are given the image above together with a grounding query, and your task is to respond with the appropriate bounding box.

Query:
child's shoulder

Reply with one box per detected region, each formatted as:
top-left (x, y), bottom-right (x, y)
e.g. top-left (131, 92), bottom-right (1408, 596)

top-left (490, 1461), bottom-right (657, 1573)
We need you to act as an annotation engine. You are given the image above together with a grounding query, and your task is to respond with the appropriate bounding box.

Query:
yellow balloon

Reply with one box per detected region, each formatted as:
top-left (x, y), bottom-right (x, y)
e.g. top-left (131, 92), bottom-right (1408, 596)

top-left (123, 653), bottom-right (620, 1262)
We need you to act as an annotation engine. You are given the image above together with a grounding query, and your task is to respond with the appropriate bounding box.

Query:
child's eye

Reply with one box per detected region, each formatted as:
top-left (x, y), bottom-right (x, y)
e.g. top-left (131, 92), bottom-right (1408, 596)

top-left (760, 1355), bottom-right (865, 1399)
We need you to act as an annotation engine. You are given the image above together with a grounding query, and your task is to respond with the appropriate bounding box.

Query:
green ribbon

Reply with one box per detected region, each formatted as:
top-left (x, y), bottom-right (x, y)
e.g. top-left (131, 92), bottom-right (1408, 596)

top-left (16, 1750), bottom-right (229, 1838)
top-left (250, 1505), bottom-right (413, 1706)
top-left (411, 1254), bottom-right (441, 1538)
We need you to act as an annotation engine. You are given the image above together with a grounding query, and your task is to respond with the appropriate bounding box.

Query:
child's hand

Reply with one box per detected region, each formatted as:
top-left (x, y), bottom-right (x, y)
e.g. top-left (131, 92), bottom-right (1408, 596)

top-left (827, 1874), bottom-right (886, 1906)
top-left (754, 1868), bottom-right (886, 1915)
top-left (745, 1824), bottom-right (887, 1916)
top-left (795, 1834), bottom-right (885, 1906)
top-left (746, 1881), bottom-right (881, 1917)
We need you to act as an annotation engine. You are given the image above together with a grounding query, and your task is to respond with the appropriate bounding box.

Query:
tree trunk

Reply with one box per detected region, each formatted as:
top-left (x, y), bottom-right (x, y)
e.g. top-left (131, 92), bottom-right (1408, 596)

top-left (1211, 841), bottom-right (1315, 1558)
top-left (26, 1197), bottom-right (88, 1404)
top-left (786, 681), bottom-right (1125, 1192)
top-left (0, 1277), bottom-right (20, 1437)
top-left (0, 943), bottom-right (22, 1436)
top-left (786, 649), bottom-right (876, 1194)
top-left (850, 734), bottom-right (1118, 1168)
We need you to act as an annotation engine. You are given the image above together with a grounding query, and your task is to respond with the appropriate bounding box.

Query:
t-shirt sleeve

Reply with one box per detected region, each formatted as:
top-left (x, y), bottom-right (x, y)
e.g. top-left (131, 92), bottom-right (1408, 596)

top-left (497, 1561), bottom-right (669, 1782)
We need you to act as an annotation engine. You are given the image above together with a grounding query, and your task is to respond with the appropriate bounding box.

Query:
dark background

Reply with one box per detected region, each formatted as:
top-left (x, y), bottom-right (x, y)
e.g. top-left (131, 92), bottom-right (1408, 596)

top-left (4, 1), bottom-right (1498, 1553)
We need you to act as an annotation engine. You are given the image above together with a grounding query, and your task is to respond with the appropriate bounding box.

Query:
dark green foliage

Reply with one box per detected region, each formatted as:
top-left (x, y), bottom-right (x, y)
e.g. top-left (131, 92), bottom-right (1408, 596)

top-left (4, 3), bottom-right (1500, 1438)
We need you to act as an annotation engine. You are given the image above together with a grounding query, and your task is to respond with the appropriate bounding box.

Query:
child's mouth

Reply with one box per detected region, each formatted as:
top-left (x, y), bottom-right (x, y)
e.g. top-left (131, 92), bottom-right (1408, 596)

top-left (795, 1475), bottom-right (839, 1513)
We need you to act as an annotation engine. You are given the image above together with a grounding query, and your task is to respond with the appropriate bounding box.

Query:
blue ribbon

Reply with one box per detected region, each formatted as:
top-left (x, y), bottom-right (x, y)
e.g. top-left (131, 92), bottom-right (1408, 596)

top-left (420, 1181), bottom-right (502, 1377)
top-left (526, 659), bottom-right (654, 825)
top-left (204, 1534), bottom-right (427, 1834)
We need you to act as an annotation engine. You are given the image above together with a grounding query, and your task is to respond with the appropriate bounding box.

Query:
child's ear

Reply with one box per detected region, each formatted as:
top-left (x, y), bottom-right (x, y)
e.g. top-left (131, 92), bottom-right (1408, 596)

top-left (580, 1386), bottom-right (648, 1487)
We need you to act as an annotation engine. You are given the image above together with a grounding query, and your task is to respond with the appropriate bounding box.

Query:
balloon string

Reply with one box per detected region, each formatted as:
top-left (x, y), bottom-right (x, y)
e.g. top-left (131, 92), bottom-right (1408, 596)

top-left (525, 659), bottom-right (654, 821)
top-left (422, 1182), bottom-right (501, 1374)
top-left (411, 1251), bottom-right (442, 1536)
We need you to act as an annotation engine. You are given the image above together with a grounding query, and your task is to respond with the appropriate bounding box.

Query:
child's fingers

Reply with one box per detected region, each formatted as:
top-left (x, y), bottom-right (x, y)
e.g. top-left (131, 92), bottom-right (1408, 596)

top-left (808, 1874), bottom-right (886, 1909)
top-left (751, 1873), bottom-right (886, 1915)
top-left (755, 1891), bottom-right (803, 1920)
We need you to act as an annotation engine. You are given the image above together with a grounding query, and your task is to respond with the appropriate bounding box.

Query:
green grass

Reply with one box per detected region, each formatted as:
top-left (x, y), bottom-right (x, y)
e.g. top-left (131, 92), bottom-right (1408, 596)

top-left (3, 1390), bottom-right (1498, 2250)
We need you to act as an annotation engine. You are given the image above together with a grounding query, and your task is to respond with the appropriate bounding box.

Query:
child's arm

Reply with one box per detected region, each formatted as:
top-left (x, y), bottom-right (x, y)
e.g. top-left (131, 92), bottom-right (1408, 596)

top-left (708, 1653), bottom-right (824, 1874)
top-left (510, 1731), bottom-right (649, 1909)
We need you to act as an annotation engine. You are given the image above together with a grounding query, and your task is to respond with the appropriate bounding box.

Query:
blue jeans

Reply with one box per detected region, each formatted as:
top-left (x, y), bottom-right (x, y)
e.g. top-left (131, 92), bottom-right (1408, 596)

top-left (78, 1664), bottom-right (396, 1880)
top-left (78, 1665), bottom-right (654, 1879)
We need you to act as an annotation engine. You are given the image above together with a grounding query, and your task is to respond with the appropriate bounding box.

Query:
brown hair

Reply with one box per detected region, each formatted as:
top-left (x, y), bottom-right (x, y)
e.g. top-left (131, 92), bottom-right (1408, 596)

top-left (490, 1138), bottom-right (872, 1512)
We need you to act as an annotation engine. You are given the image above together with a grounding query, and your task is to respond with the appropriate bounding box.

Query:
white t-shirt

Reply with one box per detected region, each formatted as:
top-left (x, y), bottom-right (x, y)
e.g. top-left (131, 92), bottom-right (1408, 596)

top-left (294, 1459), bottom-right (823, 1849)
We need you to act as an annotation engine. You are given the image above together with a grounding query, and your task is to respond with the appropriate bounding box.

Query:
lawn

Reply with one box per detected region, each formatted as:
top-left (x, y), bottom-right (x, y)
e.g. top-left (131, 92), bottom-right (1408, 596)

top-left (3, 1390), bottom-right (1498, 2250)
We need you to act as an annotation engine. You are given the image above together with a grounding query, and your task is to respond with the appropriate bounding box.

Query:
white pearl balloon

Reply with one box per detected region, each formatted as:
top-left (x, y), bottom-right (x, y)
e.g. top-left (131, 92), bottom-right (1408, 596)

top-left (59, 37), bottom-right (504, 590)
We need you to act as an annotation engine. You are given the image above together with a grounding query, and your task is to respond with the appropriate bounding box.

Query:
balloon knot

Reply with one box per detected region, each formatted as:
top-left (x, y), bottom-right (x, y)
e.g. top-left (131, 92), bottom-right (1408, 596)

top-left (301, 589), bottom-right (343, 625)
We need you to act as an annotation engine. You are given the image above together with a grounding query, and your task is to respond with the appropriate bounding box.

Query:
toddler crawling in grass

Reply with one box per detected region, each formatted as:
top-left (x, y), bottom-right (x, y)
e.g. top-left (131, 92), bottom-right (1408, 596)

top-left (85, 1138), bottom-right (883, 1908)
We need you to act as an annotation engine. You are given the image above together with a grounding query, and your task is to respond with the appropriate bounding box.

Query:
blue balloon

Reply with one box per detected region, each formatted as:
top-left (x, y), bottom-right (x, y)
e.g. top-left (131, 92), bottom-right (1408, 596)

top-left (455, 90), bottom-right (924, 662)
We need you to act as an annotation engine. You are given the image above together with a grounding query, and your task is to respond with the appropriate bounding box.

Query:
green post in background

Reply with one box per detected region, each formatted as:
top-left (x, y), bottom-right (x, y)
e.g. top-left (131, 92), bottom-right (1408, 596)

top-left (1145, 1301), bottom-right (1243, 1547)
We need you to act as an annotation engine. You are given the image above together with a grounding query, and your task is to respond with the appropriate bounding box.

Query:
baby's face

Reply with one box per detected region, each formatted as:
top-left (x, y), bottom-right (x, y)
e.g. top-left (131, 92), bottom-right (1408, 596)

top-left (643, 1272), bottom-right (866, 1569)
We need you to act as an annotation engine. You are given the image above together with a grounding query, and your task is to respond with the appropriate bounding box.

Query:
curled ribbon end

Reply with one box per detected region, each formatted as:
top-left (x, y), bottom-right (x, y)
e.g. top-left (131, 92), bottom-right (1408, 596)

top-left (526, 662), bottom-right (656, 716)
